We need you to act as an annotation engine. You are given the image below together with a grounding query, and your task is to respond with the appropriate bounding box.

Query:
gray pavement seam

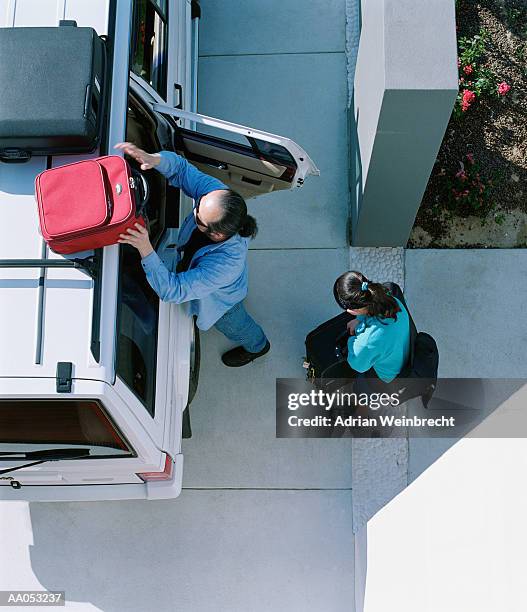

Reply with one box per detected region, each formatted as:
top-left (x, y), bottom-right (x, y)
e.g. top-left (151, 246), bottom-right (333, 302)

top-left (182, 487), bottom-right (353, 491)
top-left (199, 51), bottom-right (345, 58)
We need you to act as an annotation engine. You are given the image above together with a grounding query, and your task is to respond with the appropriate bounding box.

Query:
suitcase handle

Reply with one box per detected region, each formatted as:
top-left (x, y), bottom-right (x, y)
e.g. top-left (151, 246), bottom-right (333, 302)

top-left (132, 170), bottom-right (150, 216)
top-left (84, 84), bottom-right (92, 119)
top-left (0, 149), bottom-right (32, 164)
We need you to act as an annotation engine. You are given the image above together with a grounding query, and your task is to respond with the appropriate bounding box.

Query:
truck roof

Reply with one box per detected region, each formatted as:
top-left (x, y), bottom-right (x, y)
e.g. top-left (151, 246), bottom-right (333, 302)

top-left (0, 0), bottom-right (120, 386)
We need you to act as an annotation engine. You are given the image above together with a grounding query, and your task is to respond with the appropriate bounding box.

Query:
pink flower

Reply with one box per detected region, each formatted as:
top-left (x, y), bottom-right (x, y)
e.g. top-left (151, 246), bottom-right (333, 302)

top-left (461, 89), bottom-right (476, 112)
top-left (463, 64), bottom-right (473, 75)
top-left (459, 77), bottom-right (465, 84)
top-left (457, 57), bottom-right (461, 67)
top-left (456, 170), bottom-right (467, 181)
top-left (498, 81), bottom-right (511, 96)
top-left (466, 153), bottom-right (475, 164)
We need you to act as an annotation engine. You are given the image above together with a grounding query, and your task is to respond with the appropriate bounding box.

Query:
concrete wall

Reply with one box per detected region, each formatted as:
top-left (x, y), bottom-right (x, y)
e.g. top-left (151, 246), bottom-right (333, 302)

top-left (351, 0), bottom-right (459, 247)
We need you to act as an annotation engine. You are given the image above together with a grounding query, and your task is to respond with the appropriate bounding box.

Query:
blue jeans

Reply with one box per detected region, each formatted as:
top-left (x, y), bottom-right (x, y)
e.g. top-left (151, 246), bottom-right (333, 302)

top-left (214, 301), bottom-right (268, 353)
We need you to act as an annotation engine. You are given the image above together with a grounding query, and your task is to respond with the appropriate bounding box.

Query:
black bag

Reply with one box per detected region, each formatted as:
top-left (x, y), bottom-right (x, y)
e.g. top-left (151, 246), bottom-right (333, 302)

top-left (396, 332), bottom-right (439, 407)
top-left (0, 22), bottom-right (107, 162)
top-left (304, 312), bottom-right (354, 392)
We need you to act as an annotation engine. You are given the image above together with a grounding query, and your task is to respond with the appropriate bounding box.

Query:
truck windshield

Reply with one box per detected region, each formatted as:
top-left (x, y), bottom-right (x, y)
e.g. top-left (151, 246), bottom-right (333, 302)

top-left (0, 400), bottom-right (134, 458)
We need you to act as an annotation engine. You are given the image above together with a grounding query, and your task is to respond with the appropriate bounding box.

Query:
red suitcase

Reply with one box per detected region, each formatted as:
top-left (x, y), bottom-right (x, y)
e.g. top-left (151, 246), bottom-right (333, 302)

top-left (35, 155), bottom-right (147, 254)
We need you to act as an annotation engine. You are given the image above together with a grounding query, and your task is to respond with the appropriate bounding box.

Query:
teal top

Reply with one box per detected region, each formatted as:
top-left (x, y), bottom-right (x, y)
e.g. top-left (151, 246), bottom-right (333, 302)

top-left (347, 297), bottom-right (410, 383)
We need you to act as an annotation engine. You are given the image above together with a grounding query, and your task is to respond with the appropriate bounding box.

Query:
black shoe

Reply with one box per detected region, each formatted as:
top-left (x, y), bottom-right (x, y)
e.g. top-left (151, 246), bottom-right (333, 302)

top-left (221, 341), bottom-right (271, 367)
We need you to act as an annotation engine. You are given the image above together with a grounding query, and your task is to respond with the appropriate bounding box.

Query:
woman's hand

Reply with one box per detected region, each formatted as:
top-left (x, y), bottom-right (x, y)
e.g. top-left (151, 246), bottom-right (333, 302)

top-left (118, 223), bottom-right (154, 259)
top-left (347, 319), bottom-right (360, 336)
top-left (114, 142), bottom-right (161, 170)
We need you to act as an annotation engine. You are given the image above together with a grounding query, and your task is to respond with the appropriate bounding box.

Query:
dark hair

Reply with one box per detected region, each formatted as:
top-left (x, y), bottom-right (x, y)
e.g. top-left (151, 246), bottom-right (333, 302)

top-left (333, 271), bottom-right (400, 320)
top-left (207, 189), bottom-right (258, 239)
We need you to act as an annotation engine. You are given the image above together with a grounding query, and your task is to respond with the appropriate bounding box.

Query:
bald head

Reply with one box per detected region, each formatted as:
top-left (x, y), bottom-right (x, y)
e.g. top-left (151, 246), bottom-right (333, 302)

top-left (193, 188), bottom-right (258, 242)
top-left (197, 190), bottom-right (225, 224)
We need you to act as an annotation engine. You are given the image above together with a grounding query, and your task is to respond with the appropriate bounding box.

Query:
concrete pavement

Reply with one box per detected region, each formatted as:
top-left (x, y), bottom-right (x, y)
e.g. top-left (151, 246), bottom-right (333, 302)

top-left (4, 490), bottom-right (354, 612)
top-left (183, 249), bottom-right (353, 489)
top-left (405, 249), bottom-right (527, 378)
top-left (180, 3), bottom-right (356, 610)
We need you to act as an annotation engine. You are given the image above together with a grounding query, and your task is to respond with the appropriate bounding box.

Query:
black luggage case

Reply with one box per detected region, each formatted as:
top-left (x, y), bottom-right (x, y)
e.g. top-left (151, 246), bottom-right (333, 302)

top-left (0, 22), bottom-right (106, 162)
top-left (305, 312), bottom-right (354, 384)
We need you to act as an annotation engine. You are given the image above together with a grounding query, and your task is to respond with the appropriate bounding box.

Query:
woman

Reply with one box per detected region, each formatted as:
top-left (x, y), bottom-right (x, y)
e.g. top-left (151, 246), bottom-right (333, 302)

top-left (333, 271), bottom-right (411, 384)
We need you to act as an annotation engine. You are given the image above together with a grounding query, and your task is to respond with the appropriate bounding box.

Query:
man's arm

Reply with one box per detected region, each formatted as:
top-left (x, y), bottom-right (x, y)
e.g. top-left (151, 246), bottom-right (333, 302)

top-left (118, 223), bottom-right (241, 302)
top-left (114, 142), bottom-right (227, 201)
top-left (156, 151), bottom-right (227, 201)
top-left (140, 248), bottom-right (244, 303)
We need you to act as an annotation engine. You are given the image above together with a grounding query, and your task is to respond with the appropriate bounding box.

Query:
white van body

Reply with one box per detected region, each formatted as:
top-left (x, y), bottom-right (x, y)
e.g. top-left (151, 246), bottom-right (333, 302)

top-left (0, 0), bottom-right (319, 501)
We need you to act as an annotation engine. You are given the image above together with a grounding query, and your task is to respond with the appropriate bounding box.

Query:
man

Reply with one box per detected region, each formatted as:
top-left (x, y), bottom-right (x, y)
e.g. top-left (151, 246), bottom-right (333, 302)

top-left (115, 142), bottom-right (270, 367)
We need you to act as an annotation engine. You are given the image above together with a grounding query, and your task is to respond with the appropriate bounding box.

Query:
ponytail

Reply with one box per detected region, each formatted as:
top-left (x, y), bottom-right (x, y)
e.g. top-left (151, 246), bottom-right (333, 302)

top-left (210, 190), bottom-right (258, 239)
top-left (333, 271), bottom-right (400, 320)
top-left (239, 214), bottom-right (258, 239)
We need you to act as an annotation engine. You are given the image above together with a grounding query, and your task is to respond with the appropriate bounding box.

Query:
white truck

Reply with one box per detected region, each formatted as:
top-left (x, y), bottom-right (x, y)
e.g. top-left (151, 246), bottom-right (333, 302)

top-left (0, 0), bottom-right (318, 501)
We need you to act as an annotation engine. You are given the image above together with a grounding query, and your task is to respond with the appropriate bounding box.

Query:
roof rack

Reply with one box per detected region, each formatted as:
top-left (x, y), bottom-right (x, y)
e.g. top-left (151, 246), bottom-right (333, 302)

top-left (0, 252), bottom-right (103, 362)
top-left (0, 257), bottom-right (98, 279)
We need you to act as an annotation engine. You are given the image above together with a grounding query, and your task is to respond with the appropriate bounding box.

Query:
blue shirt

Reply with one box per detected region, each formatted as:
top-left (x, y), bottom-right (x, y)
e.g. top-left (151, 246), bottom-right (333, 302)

top-left (140, 151), bottom-right (250, 330)
top-left (347, 297), bottom-right (410, 383)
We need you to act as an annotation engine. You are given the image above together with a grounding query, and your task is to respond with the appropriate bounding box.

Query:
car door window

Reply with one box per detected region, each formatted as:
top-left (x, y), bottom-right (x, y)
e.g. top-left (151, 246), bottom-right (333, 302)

top-left (116, 89), bottom-right (183, 416)
top-left (126, 91), bottom-right (168, 245)
top-left (130, 0), bottom-right (169, 99)
top-left (150, 105), bottom-right (319, 200)
top-left (116, 244), bottom-right (159, 417)
top-left (115, 93), bottom-right (169, 417)
top-left (175, 124), bottom-right (298, 199)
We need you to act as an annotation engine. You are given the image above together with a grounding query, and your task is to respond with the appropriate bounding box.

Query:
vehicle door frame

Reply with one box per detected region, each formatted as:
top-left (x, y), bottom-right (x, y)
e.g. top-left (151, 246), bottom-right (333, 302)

top-left (125, 72), bottom-right (194, 452)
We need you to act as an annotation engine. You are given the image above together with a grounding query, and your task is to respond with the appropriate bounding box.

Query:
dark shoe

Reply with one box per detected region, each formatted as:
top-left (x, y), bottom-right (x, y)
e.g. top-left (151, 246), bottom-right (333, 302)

top-left (221, 341), bottom-right (271, 367)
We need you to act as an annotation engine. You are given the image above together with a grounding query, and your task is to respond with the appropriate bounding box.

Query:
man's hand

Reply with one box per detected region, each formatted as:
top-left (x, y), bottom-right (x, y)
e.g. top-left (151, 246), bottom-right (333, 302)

top-left (347, 319), bottom-right (360, 336)
top-left (118, 223), bottom-right (154, 259)
top-left (114, 142), bottom-right (161, 170)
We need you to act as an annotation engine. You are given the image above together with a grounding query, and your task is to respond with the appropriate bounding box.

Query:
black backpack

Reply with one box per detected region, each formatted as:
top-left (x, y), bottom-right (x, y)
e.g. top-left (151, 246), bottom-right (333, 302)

top-left (395, 331), bottom-right (438, 407)
top-left (382, 283), bottom-right (439, 407)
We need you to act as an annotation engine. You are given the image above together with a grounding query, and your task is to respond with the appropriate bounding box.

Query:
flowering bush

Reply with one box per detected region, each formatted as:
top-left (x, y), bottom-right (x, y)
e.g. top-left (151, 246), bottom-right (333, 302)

top-left (413, 0), bottom-right (525, 247)
top-left (461, 89), bottom-right (476, 112)
top-left (437, 153), bottom-right (497, 216)
top-left (498, 81), bottom-right (511, 96)
top-left (453, 28), bottom-right (511, 118)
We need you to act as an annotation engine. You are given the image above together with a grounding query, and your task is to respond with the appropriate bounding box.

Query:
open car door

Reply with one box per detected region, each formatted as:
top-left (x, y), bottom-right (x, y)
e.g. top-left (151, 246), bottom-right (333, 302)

top-left (150, 104), bottom-right (320, 200)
